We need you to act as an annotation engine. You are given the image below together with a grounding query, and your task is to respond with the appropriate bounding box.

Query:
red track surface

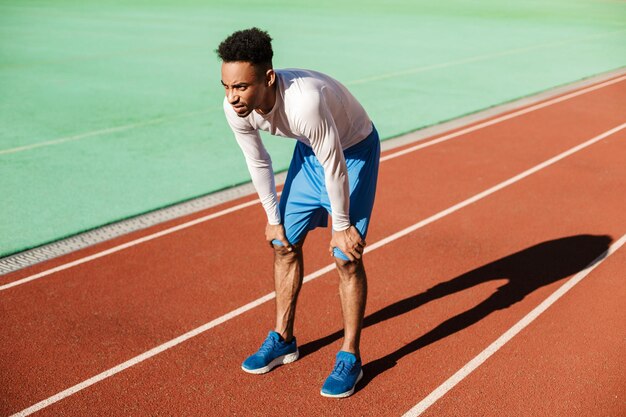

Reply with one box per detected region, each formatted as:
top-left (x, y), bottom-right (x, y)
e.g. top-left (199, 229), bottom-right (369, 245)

top-left (1, 75), bottom-right (625, 417)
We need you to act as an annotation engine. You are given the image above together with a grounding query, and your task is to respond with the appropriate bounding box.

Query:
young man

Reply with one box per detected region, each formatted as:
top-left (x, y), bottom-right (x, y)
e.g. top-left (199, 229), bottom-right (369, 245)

top-left (217, 27), bottom-right (379, 398)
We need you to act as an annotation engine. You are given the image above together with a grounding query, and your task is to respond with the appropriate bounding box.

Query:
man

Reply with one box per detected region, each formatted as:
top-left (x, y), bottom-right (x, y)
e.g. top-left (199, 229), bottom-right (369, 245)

top-left (217, 27), bottom-right (379, 398)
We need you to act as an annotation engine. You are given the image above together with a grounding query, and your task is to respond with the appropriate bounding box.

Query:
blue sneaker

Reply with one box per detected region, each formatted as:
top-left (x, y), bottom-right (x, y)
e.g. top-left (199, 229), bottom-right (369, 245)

top-left (241, 331), bottom-right (299, 374)
top-left (320, 351), bottom-right (363, 398)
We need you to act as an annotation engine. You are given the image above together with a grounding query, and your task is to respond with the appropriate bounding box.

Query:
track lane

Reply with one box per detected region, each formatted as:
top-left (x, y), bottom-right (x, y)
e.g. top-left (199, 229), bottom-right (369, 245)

top-left (30, 110), bottom-right (626, 417)
top-left (1, 76), bottom-right (624, 415)
top-left (418, 245), bottom-right (626, 417)
top-left (413, 128), bottom-right (626, 417)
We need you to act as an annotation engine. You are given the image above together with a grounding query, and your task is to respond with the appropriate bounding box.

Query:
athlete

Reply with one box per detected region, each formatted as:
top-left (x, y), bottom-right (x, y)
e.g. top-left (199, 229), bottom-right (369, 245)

top-left (217, 27), bottom-right (380, 398)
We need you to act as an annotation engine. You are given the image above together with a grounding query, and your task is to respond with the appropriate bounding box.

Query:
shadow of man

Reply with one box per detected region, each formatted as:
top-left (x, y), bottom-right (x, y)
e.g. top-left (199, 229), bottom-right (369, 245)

top-left (299, 234), bottom-right (612, 388)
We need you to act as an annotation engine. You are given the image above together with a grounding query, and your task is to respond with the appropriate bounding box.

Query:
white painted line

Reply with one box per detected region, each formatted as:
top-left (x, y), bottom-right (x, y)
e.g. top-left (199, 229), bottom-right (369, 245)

top-left (10, 122), bottom-right (626, 416)
top-left (373, 122), bottom-right (626, 251)
top-left (10, 291), bottom-right (277, 417)
top-left (0, 198), bottom-right (261, 291)
top-left (0, 108), bottom-right (219, 156)
top-left (1, 75), bottom-right (624, 292)
top-left (402, 233), bottom-right (626, 417)
top-left (347, 28), bottom-right (626, 85)
top-left (380, 74), bottom-right (626, 162)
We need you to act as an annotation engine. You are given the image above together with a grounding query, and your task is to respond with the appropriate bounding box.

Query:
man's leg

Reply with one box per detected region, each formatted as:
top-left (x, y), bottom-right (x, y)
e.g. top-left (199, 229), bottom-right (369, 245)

top-left (320, 126), bottom-right (379, 397)
top-left (240, 240), bottom-right (304, 374)
top-left (273, 240), bottom-right (305, 342)
top-left (325, 127), bottom-right (379, 358)
top-left (335, 257), bottom-right (367, 358)
top-left (242, 136), bottom-right (330, 374)
top-left (319, 257), bottom-right (367, 397)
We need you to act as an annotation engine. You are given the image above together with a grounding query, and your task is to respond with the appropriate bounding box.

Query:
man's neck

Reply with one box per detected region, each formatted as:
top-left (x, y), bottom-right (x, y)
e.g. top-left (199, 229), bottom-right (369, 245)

top-left (256, 80), bottom-right (277, 115)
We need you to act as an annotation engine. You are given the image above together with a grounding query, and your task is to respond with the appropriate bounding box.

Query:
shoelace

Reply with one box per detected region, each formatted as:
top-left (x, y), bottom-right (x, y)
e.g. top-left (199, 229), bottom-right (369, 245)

top-left (257, 337), bottom-right (278, 355)
top-left (331, 360), bottom-right (354, 378)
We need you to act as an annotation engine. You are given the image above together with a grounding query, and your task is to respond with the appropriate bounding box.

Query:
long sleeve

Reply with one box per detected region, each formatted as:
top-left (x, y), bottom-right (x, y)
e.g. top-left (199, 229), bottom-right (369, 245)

top-left (223, 101), bottom-right (281, 225)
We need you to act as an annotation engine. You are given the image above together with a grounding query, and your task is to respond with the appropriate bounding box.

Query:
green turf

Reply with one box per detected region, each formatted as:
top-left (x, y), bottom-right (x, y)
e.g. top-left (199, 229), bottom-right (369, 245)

top-left (1, 0), bottom-right (625, 257)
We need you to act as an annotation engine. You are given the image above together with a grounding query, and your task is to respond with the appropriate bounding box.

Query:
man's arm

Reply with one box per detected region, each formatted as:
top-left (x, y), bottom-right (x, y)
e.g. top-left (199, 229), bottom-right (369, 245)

top-left (223, 100), bottom-right (283, 236)
top-left (230, 127), bottom-right (294, 249)
top-left (231, 129), bottom-right (280, 223)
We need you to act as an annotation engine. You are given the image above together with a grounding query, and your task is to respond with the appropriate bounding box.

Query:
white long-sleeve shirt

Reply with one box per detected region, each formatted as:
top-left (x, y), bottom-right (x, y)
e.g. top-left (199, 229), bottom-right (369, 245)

top-left (223, 68), bottom-right (372, 231)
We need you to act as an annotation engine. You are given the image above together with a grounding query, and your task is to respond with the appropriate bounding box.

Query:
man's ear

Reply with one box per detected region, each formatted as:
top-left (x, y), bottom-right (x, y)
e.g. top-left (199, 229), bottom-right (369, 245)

top-left (265, 69), bottom-right (275, 87)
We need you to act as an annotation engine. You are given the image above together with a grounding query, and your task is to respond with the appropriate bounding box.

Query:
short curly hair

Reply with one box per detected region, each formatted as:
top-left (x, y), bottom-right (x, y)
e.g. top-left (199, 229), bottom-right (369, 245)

top-left (216, 27), bottom-right (273, 68)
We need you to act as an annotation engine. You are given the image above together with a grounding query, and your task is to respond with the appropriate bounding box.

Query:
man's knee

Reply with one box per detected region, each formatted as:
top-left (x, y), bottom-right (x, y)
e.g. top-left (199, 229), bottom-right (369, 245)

top-left (334, 257), bottom-right (364, 277)
top-left (272, 241), bottom-right (303, 260)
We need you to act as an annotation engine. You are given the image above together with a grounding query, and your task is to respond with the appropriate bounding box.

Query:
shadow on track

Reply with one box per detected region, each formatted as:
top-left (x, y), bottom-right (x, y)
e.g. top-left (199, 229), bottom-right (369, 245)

top-left (299, 234), bottom-right (612, 390)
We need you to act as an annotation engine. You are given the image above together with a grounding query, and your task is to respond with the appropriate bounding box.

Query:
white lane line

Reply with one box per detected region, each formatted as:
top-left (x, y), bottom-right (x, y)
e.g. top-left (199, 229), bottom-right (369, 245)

top-left (0, 198), bottom-right (260, 291)
top-left (10, 123), bottom-right (626, 417)
top-left (402, 233), bottom-right (626, 417)
top-left (1, 75), bottom-right (624, 292)
top-left (380, 73), bottom-right (626, 162)
top-left (372, 122), bottom-right (626, 251)
top-left (0, 108), bottom-right (219, 156)
top-left (347, 28), bottom-right (626, 86)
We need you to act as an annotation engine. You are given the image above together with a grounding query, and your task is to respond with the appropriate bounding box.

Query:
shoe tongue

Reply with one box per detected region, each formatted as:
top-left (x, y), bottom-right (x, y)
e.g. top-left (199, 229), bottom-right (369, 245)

top-left (268, 331), bottom-right (282, 341)
top-left (336, 351), bottom-right (357, 364)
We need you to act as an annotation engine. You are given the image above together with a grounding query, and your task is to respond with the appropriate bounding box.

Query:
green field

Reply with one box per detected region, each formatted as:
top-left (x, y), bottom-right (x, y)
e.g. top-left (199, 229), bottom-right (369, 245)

top-left (1, 0), bottom-right (625, 257)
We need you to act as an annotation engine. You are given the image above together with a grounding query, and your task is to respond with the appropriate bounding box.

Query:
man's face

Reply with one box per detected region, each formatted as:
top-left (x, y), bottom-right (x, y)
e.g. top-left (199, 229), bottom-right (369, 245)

top-left (221, 61), bottom-right (266, 118)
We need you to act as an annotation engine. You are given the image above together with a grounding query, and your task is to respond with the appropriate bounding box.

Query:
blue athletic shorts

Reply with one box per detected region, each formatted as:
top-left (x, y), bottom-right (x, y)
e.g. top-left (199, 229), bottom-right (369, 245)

top-left (273, 125), bottom-right (380, 260)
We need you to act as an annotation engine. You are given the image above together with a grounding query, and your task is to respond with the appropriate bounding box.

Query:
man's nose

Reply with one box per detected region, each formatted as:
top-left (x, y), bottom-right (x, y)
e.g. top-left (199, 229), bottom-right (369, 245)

top-left (227, 90), bottom-right (238, 104)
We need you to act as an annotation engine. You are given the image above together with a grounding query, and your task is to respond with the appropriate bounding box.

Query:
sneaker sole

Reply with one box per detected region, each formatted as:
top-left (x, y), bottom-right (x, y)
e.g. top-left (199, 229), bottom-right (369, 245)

top-left (241, 349), bottom-right (299, 374)
top-left (320, 369), bottom-right (364, 398)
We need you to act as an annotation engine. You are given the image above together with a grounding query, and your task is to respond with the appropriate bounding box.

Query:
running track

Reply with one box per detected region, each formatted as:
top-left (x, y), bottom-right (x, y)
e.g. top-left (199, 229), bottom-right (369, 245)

top-left (1, 74), bottom-right (625, 416)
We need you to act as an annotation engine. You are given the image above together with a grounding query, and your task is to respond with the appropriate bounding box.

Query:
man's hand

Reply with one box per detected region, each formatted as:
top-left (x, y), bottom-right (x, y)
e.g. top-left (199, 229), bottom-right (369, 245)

top-left (266, 223), bottom-right (293, 251)
top-left (330, 226), bottom-right (365, 262)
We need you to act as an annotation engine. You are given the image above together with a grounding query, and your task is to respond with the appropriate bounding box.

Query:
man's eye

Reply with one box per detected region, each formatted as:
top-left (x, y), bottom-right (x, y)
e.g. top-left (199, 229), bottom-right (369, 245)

top-left (237, 86), bottom-right (247, 91)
